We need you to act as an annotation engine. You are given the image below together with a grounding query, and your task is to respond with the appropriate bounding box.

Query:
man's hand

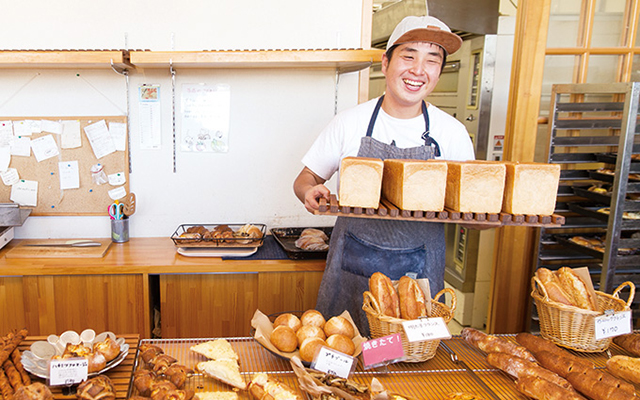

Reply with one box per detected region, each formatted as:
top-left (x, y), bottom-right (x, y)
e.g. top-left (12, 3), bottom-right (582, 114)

top-left (294, 167), bottom-right (329, 214)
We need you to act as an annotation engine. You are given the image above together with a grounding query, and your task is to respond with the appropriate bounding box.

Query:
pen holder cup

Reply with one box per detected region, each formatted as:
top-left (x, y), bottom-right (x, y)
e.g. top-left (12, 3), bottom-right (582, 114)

top-left (111, 218), bottom-right (129, 243)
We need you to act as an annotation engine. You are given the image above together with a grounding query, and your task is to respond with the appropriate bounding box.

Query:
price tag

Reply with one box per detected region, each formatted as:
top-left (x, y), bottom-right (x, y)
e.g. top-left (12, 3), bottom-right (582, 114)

top-left (361, 333), bottom-right (404, 369)
top-left (402, 317), bottom-right (451, 343)
top-left (594, 310), bottom-right (632, 340)
top-left (48, 357), bottom-right (88, 386)
top-left (311, 346), bottom-right (355, 379)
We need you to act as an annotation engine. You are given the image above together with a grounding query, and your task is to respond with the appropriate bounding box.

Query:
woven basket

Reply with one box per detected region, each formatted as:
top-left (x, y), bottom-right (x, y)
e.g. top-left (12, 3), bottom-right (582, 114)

top-left (532, 277), bottom-right (634, 352)
top-left (362, 287), bottom-right (456, 362)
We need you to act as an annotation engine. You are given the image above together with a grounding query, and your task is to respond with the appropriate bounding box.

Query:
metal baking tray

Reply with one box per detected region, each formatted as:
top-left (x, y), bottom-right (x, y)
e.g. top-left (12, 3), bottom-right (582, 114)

top-left (171, 223), bottom-right (266, 248)
top-left (270, 227), bottom-right (332, 260)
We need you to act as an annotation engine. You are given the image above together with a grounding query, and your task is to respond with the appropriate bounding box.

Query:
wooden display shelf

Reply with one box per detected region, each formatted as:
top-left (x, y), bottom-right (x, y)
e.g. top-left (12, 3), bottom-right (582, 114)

top-left (19, 334), bottom-right (138, 400)
top-left (0, 50), bottom-right (128, 69)
top-left (315, 194), bottom-right (566, 227)
top-left (129, 48), bottom-right (384, 73)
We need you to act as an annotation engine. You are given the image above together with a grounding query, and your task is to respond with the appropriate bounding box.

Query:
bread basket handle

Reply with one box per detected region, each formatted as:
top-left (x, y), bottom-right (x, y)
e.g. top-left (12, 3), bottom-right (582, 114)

top-left (531, 276), bottom-right (550, 301)
top-left (432, 287), bottom-right (457, 314)
top-left (612, 281), bottom-right (635, 308)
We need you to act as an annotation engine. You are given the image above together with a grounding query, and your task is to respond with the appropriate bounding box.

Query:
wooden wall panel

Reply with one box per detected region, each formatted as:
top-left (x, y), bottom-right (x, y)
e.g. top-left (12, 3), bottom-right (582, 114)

top-left (0, 277), bottom-right (26, 333)
top-left (159, 274), bottom-right (259, 338)
top-left (21, 275), bottom-right (146, 336)
top-left (257, 271), bottom-right (324, 315)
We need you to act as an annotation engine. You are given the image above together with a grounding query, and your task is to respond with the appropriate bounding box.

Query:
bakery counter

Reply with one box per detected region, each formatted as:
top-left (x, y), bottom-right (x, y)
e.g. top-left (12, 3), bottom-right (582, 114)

top-left (0, 237), bottom-right (326, 339)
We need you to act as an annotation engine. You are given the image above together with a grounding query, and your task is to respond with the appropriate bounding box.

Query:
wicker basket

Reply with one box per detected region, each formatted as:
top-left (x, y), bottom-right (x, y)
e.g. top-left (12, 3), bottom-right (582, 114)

top-left (362, 287), bottom-right (456, 362)
top-left (532, 277), bottom-right (634, 352)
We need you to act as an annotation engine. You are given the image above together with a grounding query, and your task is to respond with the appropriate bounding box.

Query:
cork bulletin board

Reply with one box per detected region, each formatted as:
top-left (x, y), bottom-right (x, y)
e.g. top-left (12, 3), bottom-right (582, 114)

top-left (0, 116), bottom-right (129, 216)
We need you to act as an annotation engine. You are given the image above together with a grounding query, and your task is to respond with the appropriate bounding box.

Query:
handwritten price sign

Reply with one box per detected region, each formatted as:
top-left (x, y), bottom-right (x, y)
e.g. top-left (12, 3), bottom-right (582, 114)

top-left (594, 310), bottom-right (632, 340)
top-left (49, 357), bottom-right (88, 386)
top-left (401, 317), bottom-right (451, 343)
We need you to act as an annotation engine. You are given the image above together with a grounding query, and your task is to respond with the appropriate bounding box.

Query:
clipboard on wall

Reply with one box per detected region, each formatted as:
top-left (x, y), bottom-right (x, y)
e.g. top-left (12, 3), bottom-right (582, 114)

top-left (0, 116), bottom-right (129, 215)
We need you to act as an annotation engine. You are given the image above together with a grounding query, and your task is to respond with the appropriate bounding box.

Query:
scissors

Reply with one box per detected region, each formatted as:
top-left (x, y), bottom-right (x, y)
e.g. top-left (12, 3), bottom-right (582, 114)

top-left (108, 202), bottom-right (124, 220)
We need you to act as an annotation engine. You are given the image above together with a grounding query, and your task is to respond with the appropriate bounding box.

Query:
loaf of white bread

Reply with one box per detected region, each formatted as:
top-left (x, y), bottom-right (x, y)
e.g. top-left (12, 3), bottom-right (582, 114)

top-left (338, 156), bottom-right (384, 208)
top-left (382, 159), bottom-right (448, 211)
top-left (502, 162), bottom-right (561, 215)
top-left (445, 161), bottom-right (506, 213)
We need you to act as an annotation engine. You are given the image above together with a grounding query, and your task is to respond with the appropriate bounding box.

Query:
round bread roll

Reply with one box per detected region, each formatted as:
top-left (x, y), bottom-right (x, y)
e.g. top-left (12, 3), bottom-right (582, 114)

top-left (93, 336), bottom-right (120, 362)
top-left (299, 337), bottom-right (327, 363)
top-left (273, 313), bottom-right (302, 332)
top-left (270, 325), bottom-right (297, 353)
top-left (326, 334), bottom-right (355, 356)
top-left (296, 325), bottom-right (326, 346)
top-left (86, 352), bottom-right (107, 373)
top-left (301, 309), bottom-right (326, 328)
top-left (324, 316), bottom-right (355, 339)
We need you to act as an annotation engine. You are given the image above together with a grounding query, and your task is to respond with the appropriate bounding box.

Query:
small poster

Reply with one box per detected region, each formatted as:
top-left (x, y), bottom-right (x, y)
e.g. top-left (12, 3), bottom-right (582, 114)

top-left (181, 83), bottom-right (230, 153)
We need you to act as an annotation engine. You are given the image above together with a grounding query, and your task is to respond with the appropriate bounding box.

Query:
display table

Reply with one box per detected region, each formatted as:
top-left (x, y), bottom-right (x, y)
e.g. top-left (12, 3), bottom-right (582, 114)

top-left (0, 238), bottom-right (326, 338)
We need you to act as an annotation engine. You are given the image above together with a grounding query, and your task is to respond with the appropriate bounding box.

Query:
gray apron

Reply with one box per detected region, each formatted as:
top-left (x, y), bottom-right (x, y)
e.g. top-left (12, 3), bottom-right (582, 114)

top-left (316, 96), bottom-right (445, 335)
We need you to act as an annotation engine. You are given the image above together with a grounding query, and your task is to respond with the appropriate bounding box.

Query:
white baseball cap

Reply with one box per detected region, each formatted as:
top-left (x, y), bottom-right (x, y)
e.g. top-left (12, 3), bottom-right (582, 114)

top-left (387, 15), bottom-right (462, 55)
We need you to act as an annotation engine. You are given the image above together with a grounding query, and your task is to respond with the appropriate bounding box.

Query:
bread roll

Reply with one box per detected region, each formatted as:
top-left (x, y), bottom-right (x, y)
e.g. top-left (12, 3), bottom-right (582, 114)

top-left (606, 355), bottom-right (640, 385)
top-left (614, 333), bottom-right (640, 356)
top-left (76, 375), bottom-right (116, 400)
top-left (299, 337), bottom-right (326, 363)
top-left (369, 272), bottom-right (401, 318)
top-left (535, 268), bottom-right (574, 306)
top-left (397, 276), bottom-right (427, 320)
top-left (300, 309), bottom-right (326, 328)
top-left (296, 325), bottom-right (326, 347)
top-left (13, 383), bottom-right (53, 400)
top-left (445, 161), bottom-right (506, 213)
top-left (269, 325), bottom-right (297, 353)
top-left (325, 334), bottom-right (355, 356)
top-left (87, 352), bottom-right (107, 373)
top-left (502, 162), bottom-right (561, 215)
top-left (93, 336), bottom-right (121, 362)
top-left (515, 376), bottom-right (586, 400)
top-left (556, 267), bottom-right (597, 311)
top-left (382, 159), bottom-right (448, 211)
top-left (273, 313), bottom-right (302, 332)
top-left (324, 316), bottom-right (355, 339)
top-left (338, 157), bottom-right (384, 208)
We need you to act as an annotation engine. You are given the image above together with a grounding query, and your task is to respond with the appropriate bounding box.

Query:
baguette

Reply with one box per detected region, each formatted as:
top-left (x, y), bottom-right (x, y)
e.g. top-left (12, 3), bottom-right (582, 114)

top-left (248, 373), bottom-right (301, 400)
top-left (461, 328), bottom-right (536, 362)
top-left (515, 333), bottom-right (589, 366)
top-left (614, 333), bottom-right (640, 357)
top-left (567, 368), bottom-right (636, 400)
top-left (535, 268), bottom-right (574, 306)
top-left (556, 267), bottom-right (597, 311)
top-left (606, 355), bottom-right (640, 385)
top-left (515, 376), bottom-right (586, 400)
top-left (369, 272), bottom-right (400, 318)
top-left (397, 276), bottom-right (427, 320)
top-left (486, 352), bottom-right (572, 390)
top-left (534, 351), bottom-right (593, 378)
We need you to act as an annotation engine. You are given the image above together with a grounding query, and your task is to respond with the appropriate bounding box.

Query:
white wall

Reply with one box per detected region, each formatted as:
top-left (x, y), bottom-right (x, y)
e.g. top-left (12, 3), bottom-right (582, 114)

top-left (1, 1), bottom-right (364, 238)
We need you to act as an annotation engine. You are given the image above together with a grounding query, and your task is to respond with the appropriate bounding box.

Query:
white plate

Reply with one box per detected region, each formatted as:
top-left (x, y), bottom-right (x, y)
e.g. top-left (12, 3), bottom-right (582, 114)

top-left (177, 246), bottom-right (257, 257)
top-left (21, 331), bottom-right (129, 379)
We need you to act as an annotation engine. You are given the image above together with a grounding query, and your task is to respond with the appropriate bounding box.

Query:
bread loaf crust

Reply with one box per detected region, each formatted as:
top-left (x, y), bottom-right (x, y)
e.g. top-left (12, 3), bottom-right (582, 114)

top-left (613, 333), bottom-right (640, 357)
top-left (567, 368), bottom-right (636, 400)
top-left (556, 267), bottom-right (597, 311)
top-left (369, 272), bottom-right (400, 318)
top-left (534, 351), bottom-right (593, 378)
top-left (461, 328), bottom-right (535, 362)
top-left (606, 355), bottom-right (640, 385)
top-left (535, 268), bottom-right (574, 306)
top-left (397, 276), bottom-right (427, 320)
top-left (515, 376), bottom-right (586, 400)
top-left (486, 352), bottom-right (571, 390)
top-left (515, 333), bottom-right (590, 368)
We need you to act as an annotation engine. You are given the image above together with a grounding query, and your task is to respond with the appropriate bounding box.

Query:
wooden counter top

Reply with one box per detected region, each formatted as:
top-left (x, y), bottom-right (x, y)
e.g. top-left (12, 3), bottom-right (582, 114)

top-left (0, 237), bottom-right (326, 276)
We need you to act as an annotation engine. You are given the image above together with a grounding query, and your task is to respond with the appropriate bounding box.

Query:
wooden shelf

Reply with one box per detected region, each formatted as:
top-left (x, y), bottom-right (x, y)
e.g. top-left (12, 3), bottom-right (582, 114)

top-left (0, 50), bottom-right (127, 69)
top-left (129, 48), bottom-right (384, 72)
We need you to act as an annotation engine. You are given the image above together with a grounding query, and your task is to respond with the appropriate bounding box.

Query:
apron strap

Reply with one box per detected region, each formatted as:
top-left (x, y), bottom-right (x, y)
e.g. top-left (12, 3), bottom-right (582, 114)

top-left (366, 96), bottom-right (385, 137)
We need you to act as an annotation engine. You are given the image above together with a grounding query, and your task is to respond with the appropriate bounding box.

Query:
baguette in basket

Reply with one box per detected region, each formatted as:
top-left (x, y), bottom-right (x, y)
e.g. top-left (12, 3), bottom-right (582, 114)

top-left (534, 267), bottom-right (597, 311)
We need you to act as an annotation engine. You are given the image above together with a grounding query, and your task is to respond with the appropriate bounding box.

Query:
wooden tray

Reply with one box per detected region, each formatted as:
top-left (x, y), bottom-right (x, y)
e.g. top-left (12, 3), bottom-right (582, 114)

top-left (5, 238), bottom-right (112, 259)
top-left (314, 195), bottom-right (565, 227)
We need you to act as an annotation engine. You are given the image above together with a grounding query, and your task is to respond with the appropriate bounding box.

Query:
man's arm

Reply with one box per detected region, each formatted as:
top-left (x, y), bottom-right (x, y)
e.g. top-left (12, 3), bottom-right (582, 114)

top-left (293, 167), bottom-right (330, 213)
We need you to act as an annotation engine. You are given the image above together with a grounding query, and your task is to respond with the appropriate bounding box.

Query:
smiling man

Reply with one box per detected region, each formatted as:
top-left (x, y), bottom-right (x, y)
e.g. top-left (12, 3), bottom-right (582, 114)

top-left (293, 16), bottom-right (475, 334)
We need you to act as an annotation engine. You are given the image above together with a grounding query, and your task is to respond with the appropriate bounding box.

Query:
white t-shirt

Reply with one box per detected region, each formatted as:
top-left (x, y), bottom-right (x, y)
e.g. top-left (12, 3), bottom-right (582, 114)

top-left (302, 97), bottom-right (476, 180)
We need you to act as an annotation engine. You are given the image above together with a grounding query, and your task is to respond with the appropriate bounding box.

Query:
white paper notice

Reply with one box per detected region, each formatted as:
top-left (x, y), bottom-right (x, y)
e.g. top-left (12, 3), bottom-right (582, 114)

top-left (84, 120), bottom-right (116, 159)
top-left (0, 121), bottom-right (13, 147)
top-left (108, 186), bottom-right (127, 200)
top-left (0, 168), bottom-right (19, 186)
top-left (13, 121), bottom-right (32, 136)
top-left (0, 146), bottom-right (10, 171)
top-left (181, 83), bottom-right (230, 153)
top-left (61, 120), bottom-right (82, 149)
top-left (10, 180), bottom-right (38, 206)
top-left (139, 84), bottom-right (161, 150)
top-left (31, 134), bottom-right (60, 162)
top-left (109, 122), bottom-right (127, 151)
top-left (108, 172), bottom-right (126, 186)
top-left (58, 161), bottom-right (80, 190)
top-left (41, 120), bottom-right (63, 134)
top-left (27, 120), bottom-right (42, 134)
top-left (10, 136), bottom-right (31, 157)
